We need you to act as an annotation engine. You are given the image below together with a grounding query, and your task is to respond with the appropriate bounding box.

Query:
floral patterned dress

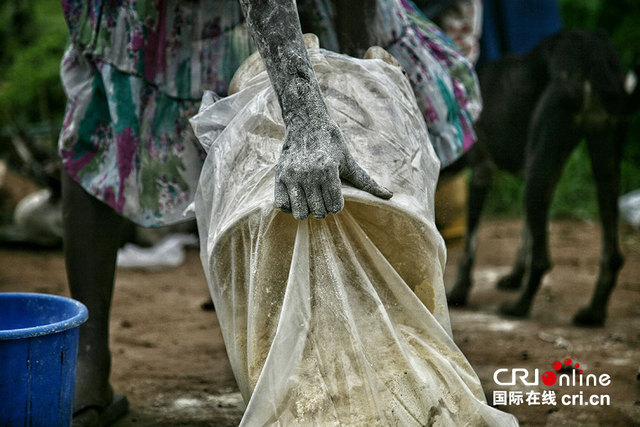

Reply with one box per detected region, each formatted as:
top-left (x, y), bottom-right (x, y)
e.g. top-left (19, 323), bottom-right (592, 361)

top-left (59, 0), bottom-right (480, 226)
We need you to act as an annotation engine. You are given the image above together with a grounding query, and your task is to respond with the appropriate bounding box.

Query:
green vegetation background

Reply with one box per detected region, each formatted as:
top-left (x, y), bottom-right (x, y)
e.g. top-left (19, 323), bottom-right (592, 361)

top-left (0, 1), bottom-right (67, 146)
top-left (0, 0), bottom-right (639, 219)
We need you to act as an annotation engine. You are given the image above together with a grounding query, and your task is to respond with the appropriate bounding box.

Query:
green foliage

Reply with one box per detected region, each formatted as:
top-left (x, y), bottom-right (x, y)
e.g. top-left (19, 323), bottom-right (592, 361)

top-left (483, 170), bottom-right (523, 218)
top-left (559, 0), bottom-right (601, 30)
top-left (0, 1), bottom-right (68, 142)
top-left (484, 0), bottom-right (640, 220)
top-left (591, 0), bottom-right (640, 68)
top-left (549, 143), bottom-right (598, 219)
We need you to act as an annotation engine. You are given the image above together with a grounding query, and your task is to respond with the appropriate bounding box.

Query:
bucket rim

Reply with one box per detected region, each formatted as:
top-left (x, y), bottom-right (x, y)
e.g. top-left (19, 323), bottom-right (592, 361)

top-left (0, 292), bottom-right (89, 341)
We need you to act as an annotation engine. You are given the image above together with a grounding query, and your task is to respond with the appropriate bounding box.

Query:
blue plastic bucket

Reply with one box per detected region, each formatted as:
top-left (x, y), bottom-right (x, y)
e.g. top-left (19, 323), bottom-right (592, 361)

top-left (0, 292), bottom-right (88, 426)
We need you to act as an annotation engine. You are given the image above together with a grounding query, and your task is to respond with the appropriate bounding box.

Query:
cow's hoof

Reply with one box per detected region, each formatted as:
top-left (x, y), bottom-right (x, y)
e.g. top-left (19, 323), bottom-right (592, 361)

top-left (498, 300), bottom-right (530, 318)
top-left (496, 274), bottom-right (522, 291)
top-left (572, 307), bottom-right (605, 327)
top-left (447, 284), bottom-right (470, 307)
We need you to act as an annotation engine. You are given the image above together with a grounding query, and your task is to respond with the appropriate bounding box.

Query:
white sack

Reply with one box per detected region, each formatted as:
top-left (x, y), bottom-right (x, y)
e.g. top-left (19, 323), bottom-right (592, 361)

top-left (191, 41), bottom-right (517, 426)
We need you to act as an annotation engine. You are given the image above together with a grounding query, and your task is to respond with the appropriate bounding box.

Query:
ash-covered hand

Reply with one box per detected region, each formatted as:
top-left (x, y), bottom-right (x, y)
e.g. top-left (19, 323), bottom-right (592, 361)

top-left (240, 0), bottom-right (392, 220)
top-left (276, 112), bottom-right (392, 220)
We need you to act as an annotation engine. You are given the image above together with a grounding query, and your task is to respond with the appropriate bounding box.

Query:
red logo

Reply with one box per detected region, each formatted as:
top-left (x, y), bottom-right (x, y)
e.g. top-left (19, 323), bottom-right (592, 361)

top-left (542, 358), bottom-right (583, 386)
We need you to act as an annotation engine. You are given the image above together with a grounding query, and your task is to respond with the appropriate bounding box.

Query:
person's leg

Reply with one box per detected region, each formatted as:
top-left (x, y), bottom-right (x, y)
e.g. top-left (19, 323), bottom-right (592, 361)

top-left (62, 171), bottom-right (127, 420)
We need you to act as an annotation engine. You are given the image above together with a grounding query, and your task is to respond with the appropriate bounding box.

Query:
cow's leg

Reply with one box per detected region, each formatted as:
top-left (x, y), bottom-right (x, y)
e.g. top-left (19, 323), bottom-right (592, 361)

top-left (62, 172), bottom-right (127, 417)
top-left (448, 151), bottom-right (493, 306)
top-left (573, 126), bottom-right (625, 326)
top-left (496, 227), bottom-right (529, 291)
top-left (500, 83), bottom-right (580, 317)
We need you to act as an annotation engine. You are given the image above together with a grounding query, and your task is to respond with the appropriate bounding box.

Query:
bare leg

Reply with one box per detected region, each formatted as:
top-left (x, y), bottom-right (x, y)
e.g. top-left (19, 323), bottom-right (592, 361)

top-left (62, 171), bottom-right (127, 420)
top-left (573, 128), bottom-right (625, 326)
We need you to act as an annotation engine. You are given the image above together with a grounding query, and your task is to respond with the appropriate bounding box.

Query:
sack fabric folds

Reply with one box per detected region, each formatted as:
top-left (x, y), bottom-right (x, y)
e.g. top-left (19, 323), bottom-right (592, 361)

top-left (191, 42), bottom-right (517, 426)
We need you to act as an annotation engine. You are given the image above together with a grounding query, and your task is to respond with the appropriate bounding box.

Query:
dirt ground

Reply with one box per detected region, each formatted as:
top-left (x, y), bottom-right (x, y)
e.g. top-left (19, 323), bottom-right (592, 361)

top-left (1, 218), bottom-right (639, 426)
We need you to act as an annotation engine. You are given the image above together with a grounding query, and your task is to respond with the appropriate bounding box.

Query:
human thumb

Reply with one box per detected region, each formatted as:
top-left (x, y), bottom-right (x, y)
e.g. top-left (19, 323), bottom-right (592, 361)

top-left (341, 156), bottom-right (393, 199)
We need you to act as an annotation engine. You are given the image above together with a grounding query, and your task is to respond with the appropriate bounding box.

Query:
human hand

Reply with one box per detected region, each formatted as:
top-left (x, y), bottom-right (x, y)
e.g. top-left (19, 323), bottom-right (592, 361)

top-left (275, 115), bottom-right (392, 220)
top-left (239, 0), bottom-right (391, 219)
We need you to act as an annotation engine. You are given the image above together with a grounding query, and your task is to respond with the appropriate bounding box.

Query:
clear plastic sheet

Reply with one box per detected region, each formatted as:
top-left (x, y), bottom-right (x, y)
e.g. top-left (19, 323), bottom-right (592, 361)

top-left (191, 39), bottom-right (518, 426)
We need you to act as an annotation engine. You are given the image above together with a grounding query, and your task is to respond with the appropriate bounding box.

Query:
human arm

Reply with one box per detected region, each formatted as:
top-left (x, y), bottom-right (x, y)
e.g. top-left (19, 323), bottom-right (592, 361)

top-left (239, 0), bottom-right (392, 220)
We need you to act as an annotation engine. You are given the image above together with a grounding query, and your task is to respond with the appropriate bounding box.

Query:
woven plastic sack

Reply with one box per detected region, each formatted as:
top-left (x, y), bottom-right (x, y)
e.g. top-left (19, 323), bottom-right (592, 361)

top-left (191, 36), bottom-right (518, 426)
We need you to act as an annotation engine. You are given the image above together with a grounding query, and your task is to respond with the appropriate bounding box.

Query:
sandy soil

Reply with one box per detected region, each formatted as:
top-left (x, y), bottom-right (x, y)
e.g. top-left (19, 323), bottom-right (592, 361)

top-left (1, 219), bottom-right (639, 426)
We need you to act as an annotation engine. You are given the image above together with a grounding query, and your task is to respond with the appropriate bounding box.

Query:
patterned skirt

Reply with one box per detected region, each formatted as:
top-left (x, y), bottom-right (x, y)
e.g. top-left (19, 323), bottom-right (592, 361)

top-left (59, 0), bottom-right (480, 226)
